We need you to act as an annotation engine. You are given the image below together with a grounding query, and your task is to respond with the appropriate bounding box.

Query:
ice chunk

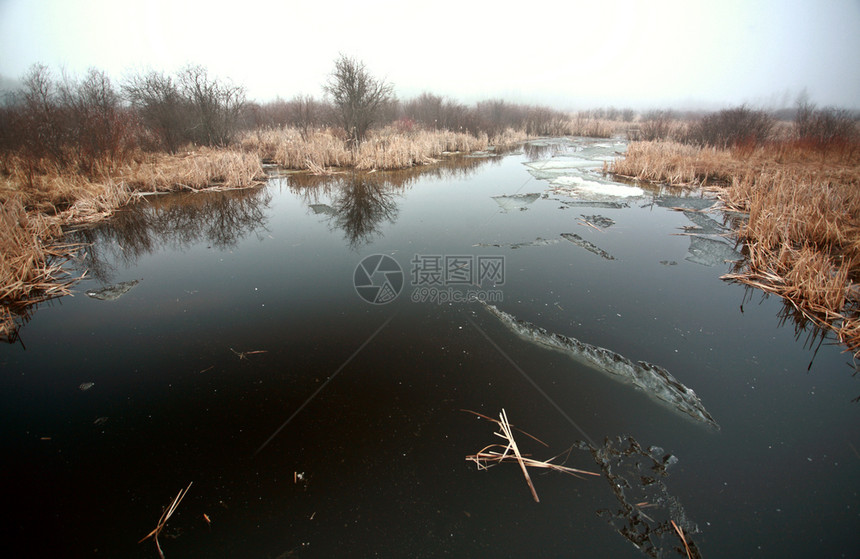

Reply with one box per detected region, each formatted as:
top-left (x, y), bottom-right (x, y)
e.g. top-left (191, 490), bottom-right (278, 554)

top-left (524, 158), bottom-right (595, 171)
top-left (685, 236), bottom-right (742, 267)
top-left (480, 302), bottom-right (719, 429)
top-left (492, 193), bottom-right (541, 212)
top-left (561, 233), bottom-right (616, 260)
top-left (309, 203), bottom-right (337, 216)
top-left (580, 215), bottom-right (615, 229)
top-left (550, 175), bottom-right (644, 198)
top-left (474, 237), bottom-right (561, 249)
top-left (86, 280), bottom-right (141, 301)
top-left (682, 210), bottom-right (728, 235)
top-left (576, 435), bottom-right (703, 557)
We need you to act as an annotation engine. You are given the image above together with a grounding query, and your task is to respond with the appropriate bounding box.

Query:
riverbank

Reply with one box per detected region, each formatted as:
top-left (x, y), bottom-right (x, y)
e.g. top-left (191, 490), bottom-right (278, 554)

top-left (608, 140), bottom-right (860, 355)
top-left (1, 126), bottom-right (537, 339)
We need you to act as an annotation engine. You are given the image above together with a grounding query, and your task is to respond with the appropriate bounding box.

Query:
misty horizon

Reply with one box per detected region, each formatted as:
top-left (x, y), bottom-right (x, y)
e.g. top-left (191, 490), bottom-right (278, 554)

top-left (1, 0), bottom-right (858, 113)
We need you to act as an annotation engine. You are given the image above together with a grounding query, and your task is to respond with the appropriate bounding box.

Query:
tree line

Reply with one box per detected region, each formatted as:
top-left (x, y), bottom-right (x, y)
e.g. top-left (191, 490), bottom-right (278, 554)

top-left (1, 55), bottom-right (857, 182)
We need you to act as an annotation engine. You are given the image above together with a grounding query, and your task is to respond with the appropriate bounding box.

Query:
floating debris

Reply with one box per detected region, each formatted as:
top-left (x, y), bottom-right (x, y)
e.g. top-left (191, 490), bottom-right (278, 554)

top-left (685, 236), bottom-right (742, 267)
top-left (465, 409), bottom-right (599, 503)
top-left (653, 195), bottom-right (717, 212)
top-left (480, 302), bottom-right (719, 429)
top-left (230, 348), bottom-right (268, 360)
top-left (576, 435), bottom-right (703, 558)
top-left (560, 200), bottom-right (629, 209)
top-left (473, 237), bottom-right (561, 249)
top-left (550, 176), bottom-right (644, 198)
top-left (139, 482), bottom-right (193, 559)
top-left (561, 233), bottom-right (616, 261)
top-left (659, 260), bottom-right (678, 266)
top-left (309, 203), bottom-right (337, 216)
top-left (93, 417), bottom-right (108, 426)
top-left (681, 210), bottom-right (728, 235)
top-left (581, 215), bottom-right (616, 229)
top-left (492, 193), bottom-right (541, 212)
top-left (79, 382), bottom-right (94, 391)
top-left (86, 279), bottom-right (141, 301)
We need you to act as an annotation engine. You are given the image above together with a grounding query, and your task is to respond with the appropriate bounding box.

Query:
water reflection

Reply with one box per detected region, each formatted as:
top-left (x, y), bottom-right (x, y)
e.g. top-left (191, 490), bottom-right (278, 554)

top-left (285, 155), bottom-right (501, 250)
top-left (71, 186), bottom-right (272, 282)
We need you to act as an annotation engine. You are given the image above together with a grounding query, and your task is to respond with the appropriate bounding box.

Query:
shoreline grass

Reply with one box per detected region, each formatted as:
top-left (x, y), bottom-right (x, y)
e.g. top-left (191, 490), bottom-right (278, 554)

top-left (0, 147), bottom-right (267, 339)
top-left (1, 126), bottom-right (529, 339)
top-left (608, 139), bottom-right (860, 355)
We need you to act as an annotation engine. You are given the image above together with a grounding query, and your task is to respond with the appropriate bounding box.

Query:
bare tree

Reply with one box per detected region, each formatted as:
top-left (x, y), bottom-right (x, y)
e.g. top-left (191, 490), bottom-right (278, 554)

top-left (61, 68), bottom-right (133, 173)
top-left (20, 64), bottom-right (70, 167)
top-left (123, 70), bottom-right (187, 153)
top-left (177, 65), bottom-right (247, 147)
top-left (288, 94), bottom-right (322, 140)
top-left (324, 55), bottom-right (394, 144)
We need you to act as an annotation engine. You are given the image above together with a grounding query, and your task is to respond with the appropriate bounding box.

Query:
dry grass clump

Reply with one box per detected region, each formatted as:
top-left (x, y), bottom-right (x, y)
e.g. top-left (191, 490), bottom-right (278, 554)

top-left (567, 117), bottom-right (624, 138)
top-left (0, 197), bottom-right (79, 339)
top-left (355, 128), bottom-right (490, 170)
top-left (122, 147), bottom-right (266, 192)
top-left (610, 139), bottom-right (860, 354)
top-left (607, 141), bottom-right (737, 186)
top-left (489, 128), bottom-right (529, 149)
top-left (0, 146), bottom-right (265, 341)
top-left (239, 127), bottom-right (491, 172)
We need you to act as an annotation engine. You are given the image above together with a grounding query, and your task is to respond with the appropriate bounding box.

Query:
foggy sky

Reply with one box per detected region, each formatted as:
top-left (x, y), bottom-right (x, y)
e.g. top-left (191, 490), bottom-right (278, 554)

top-left (1, 0), bottom-right (858, 110)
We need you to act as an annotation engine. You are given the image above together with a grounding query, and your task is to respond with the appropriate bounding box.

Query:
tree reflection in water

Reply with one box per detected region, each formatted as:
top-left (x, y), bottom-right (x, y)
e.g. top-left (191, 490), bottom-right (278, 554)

top-left (71, 186), bottom-right (272, 283)
top-left (286, 153), bottom-right (499, 250)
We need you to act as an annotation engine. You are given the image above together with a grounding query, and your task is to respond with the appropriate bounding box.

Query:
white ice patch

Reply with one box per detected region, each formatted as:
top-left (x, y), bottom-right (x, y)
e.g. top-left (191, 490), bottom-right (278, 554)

top-left (524, 158), bottom-right (594, 171)
top-left (549, 176), bottom-right (644, 198)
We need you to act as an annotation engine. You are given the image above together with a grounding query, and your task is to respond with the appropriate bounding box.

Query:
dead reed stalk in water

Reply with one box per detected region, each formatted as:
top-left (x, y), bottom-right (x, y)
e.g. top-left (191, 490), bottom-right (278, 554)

top-left (139, 482), bottom-right (193, 559)
top-left (465, 409), bottom-right (599, 503)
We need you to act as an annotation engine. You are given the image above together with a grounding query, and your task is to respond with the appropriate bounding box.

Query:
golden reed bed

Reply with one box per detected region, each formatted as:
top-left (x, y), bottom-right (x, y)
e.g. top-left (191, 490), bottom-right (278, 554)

top-left (609, 140), bottom-right (860, 355)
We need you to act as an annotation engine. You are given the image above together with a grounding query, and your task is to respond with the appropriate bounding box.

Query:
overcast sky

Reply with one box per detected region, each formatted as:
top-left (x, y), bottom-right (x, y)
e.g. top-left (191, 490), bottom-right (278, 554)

top-left (1, 0), bottom-right (858, 110)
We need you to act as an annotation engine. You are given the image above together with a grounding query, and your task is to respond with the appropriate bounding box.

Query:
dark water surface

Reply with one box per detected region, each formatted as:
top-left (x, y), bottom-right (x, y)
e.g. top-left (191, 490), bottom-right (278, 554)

top-left (2, 138), bottom-right (857, 558)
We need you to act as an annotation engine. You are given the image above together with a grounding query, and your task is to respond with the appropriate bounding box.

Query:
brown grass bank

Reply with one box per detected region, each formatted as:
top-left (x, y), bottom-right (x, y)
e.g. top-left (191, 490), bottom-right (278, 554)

top-left (0, 148), bottom-right (266, 340)
top-left (608, 140), bottom-right (860, 355)
top-left (1, 125), bottom-right (524, 339)
top-left (238, 126), bottom-right (522, 172)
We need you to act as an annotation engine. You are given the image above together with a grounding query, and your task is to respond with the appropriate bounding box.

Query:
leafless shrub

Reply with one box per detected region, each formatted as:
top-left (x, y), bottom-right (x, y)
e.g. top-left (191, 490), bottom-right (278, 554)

top-left (636, 110), bottom-right (675, 141)
top-left (794, 98), bottom-right (859, 158)
top-left (685, 105), bottom-right (775, 148)
top-left (177, 64), bottom-right (247, 147)
top-left (124, 65), bottom-right (247, 151)
top-left (324, 55), bottom-right (395, 145)
top-left (123, 70), bottom-right (188, 153)
top-left (60, 68), bottom-right (137, 175)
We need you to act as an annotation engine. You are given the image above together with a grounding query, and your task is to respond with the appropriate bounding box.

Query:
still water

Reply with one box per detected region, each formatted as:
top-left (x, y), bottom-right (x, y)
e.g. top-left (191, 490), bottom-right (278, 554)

top-left (1, 138), bottom-right (857, 558)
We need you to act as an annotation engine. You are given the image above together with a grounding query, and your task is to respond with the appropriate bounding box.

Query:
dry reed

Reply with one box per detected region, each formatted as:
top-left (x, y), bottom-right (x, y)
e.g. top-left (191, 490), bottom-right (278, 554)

top-left (139, 482), bottom-right (193, 559)
top-left (0, 147), bottom-right (266, 340)
top-left (239, 126), bottom-right (491, 172)
top-left (0, 197), bottom-right (81, 338)
top-left (609, 139), bottom-right (860, 355)
top-left (465, 409), bottom-right (599, 503)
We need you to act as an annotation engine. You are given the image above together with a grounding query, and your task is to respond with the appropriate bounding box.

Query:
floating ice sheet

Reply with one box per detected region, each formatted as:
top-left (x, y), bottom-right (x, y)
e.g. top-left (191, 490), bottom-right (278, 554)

top-left (86, 280), bottom-right (141, 301)
top-left (480, 302), bottom-right (719, 429)
top-left (309, 203), bottom-right (337, 216)
top-left (576, 435), bottom-right (703, 558)
top-left (561, 233), bottom-right (616, 260)
top-left (523, 158), bottom-right (596, 171)
top-left (474, 238), bottom-right (561, 249)
top-left (492, 193), bottom-right (541, 212)
top-left (550, 176), bottom-right (644, 198)
top-left (681, 210), bottom-right (728, 235)
top-left (685, 235), bottom-right (742, 267)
